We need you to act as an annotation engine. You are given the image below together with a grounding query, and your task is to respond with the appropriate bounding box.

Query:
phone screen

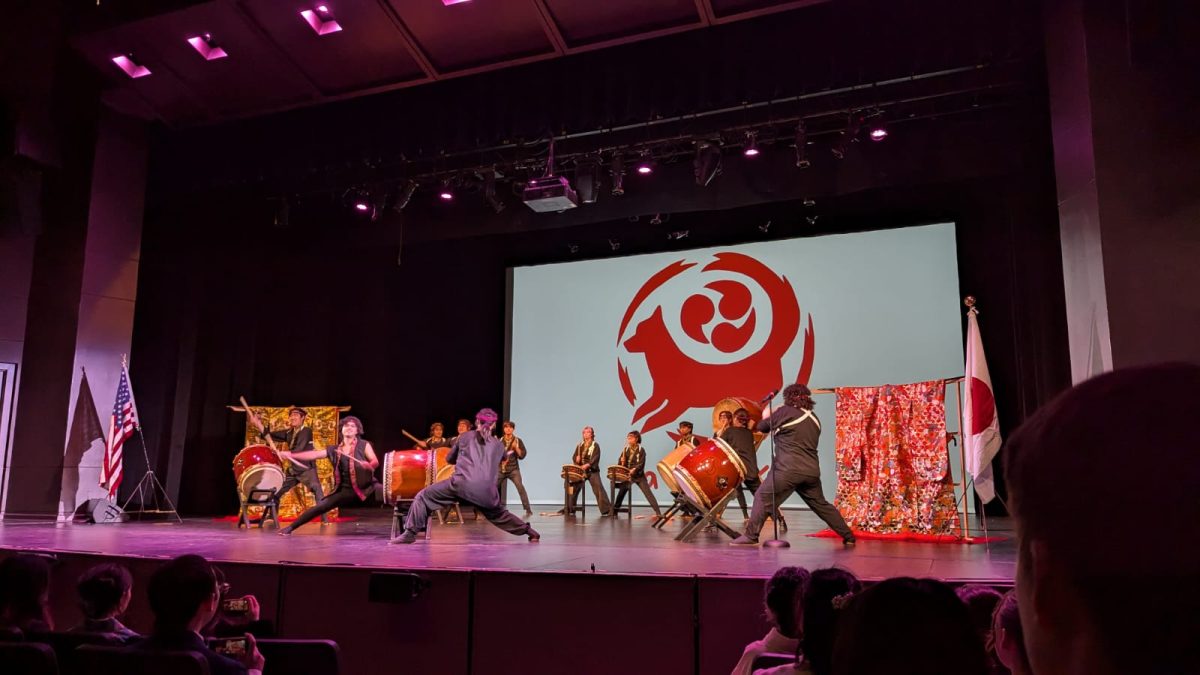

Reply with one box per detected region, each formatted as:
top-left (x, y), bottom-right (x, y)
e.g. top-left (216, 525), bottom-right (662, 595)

top-left (213, 638), bottom-right (247, 657)
top-left (222, 598), bottom-right (250, 613)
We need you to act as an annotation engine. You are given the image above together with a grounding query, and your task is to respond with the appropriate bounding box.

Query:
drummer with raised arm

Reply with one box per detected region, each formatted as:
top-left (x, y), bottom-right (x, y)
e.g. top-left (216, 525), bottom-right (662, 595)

top-left (250, 407), bottom-right (326, 519)
top-left (277, 416), bottom-right (379, 535)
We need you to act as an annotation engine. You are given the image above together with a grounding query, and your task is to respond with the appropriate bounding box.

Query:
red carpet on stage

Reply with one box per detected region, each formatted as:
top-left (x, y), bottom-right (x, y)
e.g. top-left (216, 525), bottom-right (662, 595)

top-left (213, 515), bottom-right (359, 523)
top-left (807, 529), bottom-right (1006, 544)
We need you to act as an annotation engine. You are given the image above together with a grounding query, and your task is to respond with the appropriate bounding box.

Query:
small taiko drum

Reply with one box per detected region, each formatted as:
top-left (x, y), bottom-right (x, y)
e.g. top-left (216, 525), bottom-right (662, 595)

top-left (561, 464), bottom-right (587, 484)
top-left (232, 445), bottom-right (285, 501)
top-left (382, 449), bottom-right (432, 504)
top-left (672, 437), bottom-right (746, 509)
top-left (607, 465), bottom-right (633, 483)
top-left (655, 444), bottom-right (694, 494)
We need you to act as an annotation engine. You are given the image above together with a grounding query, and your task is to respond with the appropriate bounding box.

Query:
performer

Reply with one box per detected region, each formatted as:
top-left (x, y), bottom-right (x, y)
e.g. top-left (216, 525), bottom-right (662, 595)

top-left (675, 420), bottom-right (698, 450)
top-left (393, 409), bottom-right (539, 544)
top-left (451, 418), bottom-right (471, 443)
top-left (415, 422), bottom-right (452, 450)
top-left (561, 426), bottom-right (612, 516)
top-left (497, 421), bottom-right (532, 516)
top-left (719, 408), bottom-right (761, 517)
top-left (250, 407), bottom-right (326, 520)
top-left (277, 416), bottom-right (379, 535)
top-left (610, 431), bottom-right (663, 520)
top-left (730, 384), bottom-right (855, 546)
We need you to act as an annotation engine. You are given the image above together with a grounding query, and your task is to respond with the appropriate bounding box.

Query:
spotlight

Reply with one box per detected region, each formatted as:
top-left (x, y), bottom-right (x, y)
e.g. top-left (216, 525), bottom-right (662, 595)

top-left (743, 131), bottom-right (759, 157)
top-left (392, 181), bottom-right (417, 212)
top-left (693, 141), bottom-right (722, 186)
top-left (803, 198), bottom-right (816, 207)
top-left (869, 120), bottom-right (888, 142)
top-left (608, 239), bottom-right (621, 251)
top-left (793, 121), bottom-right (810, 168)
top-left (610, 153), bottom-right (626, 196)
top-left (354, 201), bottom-right (369, 212)
top-left (483, 169), bottom-right (505, 213)
top-left (575, 158), bottom-right (602, 204)
top-left (439, 180), bottom-right (454, 201)
top-left (635, 152), bottom-right (654, 175)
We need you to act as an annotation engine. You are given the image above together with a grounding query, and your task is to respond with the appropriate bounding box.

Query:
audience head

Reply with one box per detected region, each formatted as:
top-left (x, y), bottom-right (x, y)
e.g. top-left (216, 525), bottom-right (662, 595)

top-left (147, 554), bottom-right (220, 633)
top-left (1005, 363), bottom-right (1200, 675)
top-left (0, 554), bottom-right (53, 632)
top-left (77, 563), bottom-right (133, 621)
top-left (800, 567), bottom-right (861, 675)
top-left (832, 577), bottom-right (986, 675)
top-left (763, 566), bottom-right (810, 639)
top-left (955, 584), bottom-right (1003, 648)
top-left (992, 591), bottom-right (1031, 675)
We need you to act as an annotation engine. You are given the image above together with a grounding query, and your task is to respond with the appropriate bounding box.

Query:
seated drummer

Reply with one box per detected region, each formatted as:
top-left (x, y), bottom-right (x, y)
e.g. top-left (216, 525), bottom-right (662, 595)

top-left (420, 422), bottom-right (452, 450)
top-left (610, 431), bottom-right (663, 521)
top-left (450, 419), bottom-right (471, 444)
top-left (675, 420), bottom-right (698, 450)
top-left (719, 409), bottom-right (762, 519)
top-left (560, 426), bottom-right (613, 516)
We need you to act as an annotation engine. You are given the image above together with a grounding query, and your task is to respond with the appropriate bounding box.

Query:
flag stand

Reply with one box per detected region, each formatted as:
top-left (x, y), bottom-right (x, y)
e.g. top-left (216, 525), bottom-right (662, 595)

top-left (120, 425), bottom-right (181, 523)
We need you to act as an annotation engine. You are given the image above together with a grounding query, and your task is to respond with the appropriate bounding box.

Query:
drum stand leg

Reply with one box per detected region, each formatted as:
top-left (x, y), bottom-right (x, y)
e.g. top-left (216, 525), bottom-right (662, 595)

top-left (675, 491), bottom-right (740, 543)
top-left (653, 495), bottom-right (686, 529)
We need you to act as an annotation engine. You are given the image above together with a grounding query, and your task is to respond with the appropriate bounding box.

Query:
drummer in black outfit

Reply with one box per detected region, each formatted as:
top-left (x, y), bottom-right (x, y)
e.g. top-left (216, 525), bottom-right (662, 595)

top-left (251, 407), bottom-right (326, 520)
top-left (277, 416), bottom-right (379, 535)
top-left (610, 431), bottom-right (663, 520)
top-left (718, 408), bottom-right (762, 519)
top-left (730, 384), bottom-right (855, 546)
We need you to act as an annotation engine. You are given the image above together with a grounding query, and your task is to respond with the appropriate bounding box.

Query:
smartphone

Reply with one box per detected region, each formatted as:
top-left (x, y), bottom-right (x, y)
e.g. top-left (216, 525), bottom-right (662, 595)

top-left (211, 637), bottom-right (247, 657)
top-left (221, 597), bottom-right (250, 614)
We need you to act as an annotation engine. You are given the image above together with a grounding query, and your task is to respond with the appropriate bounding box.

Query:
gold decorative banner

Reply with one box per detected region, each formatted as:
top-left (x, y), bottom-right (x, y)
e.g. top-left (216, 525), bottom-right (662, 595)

top-left (231, 405), bottom-right (350, 520)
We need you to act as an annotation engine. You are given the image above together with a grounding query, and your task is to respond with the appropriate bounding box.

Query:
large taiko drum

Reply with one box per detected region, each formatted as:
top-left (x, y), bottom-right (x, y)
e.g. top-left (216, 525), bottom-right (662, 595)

top-left (433, 446), bottom-right (455, 483)
top-left (232, 445), bottom-right (285, 501)
top-left (712, 396), bottom-right (767, 450)
top-left (382, 449), bottom-right (432, 504)
top-left (672, 437), bottom-right (746, 509)
top-left (655, 444), bottom-right (694, 494)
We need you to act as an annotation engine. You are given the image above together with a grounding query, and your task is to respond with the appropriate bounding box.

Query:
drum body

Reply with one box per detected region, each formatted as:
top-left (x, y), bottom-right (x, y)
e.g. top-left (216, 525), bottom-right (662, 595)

top-left (607, 465), bottom-right (633, 483)
top-left (561, 464), bottom-right (587, 484)
top-left (232, 445), bottom-right (285, 500)
top-left (712, 396), bottom-right (767, 450)
top-left (672, 437), bottom-right (746, 509)
top-left (433, 446), bottom-right (454, 483)
top-left (655, 444), bottom-right (693, 494)
top-left (382, 449), bottom-right (432, 504)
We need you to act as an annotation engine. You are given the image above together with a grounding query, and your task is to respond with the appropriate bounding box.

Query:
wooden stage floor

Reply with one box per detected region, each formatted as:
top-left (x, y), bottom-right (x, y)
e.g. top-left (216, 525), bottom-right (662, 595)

top-left (1, 506), bottom-right (1015, 583)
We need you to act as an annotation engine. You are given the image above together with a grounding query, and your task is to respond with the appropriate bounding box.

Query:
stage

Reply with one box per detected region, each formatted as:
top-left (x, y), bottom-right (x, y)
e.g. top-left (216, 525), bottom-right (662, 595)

top-left (1, 506), bottom-right (1014, 675)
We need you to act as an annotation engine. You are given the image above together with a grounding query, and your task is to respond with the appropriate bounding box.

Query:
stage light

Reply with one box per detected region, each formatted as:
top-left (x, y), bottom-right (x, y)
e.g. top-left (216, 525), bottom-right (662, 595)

top-left (610, 153), bottom-right (626, 196)
top-left (609, 239), bottom-right (621, 251)
top-left (668, 230), bottom-right (690, 240)
top-left (693, 141), bottom-right (722, 186)
top-left (743, 131), bottom-right (759, 157)
top-left (483, 169), bottom-right (506, 214)
top-left (635, 152), bottom-right (655, 175)
top-left (575, 158), bottom-right (602, 204)
top-left (439, 183), bottom-right (454, 201)
top-left (759, 220), bottom-right (771, 233)
top-left (354, 201), bottom-right (369, 212)
top-left (806, 215), bottom-right (819, 225)
top-left (186, 33), bottom-right (228, 60)
top-left (869, 121), bottom-right (888, 142)
top-left (301, 5), bottom-right (342, 35)
top-left (794, 121), bottom-right (810, 168)
top-left (442, 0), bottom-right (472, 4)
top-left (112, 54), bottom-right (151, 79)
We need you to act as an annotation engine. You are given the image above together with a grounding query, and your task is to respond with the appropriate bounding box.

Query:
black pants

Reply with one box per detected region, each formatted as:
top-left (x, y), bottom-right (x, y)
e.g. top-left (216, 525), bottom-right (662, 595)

top-left (404, 479), bottom-right (530, 536)
top-left (744, 470), bottom-right (852, 540)
top-left (734, 476), bottom-right (762, 516)
top-left (288, 485), bottom-right (364, 531)
top-left (497, 468), bottom-right (532, 512)
top-left (612, 476), bottom-right (661, 516)
top-left (566, 472), bottom-right (612, 514)
top-left (277, 469), bottom-right (325, 505)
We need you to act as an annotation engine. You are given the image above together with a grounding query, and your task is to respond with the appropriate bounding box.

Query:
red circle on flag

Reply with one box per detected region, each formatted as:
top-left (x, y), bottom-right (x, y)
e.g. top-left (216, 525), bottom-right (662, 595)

top-left (969, 377), bottom-right (996, 434)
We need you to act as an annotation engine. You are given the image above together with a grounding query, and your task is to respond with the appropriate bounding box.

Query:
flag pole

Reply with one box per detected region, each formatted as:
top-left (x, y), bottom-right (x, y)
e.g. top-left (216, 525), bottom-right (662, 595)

top-left (118, 354), bottom-right (182, 523)
top-left (955, 376), bottom-right (973, 542)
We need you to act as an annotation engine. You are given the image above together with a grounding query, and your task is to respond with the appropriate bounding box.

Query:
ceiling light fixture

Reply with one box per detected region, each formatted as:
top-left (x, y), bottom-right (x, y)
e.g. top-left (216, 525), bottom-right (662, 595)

top-left (111, 54), bottom-right (151, 79)
top-left (186, 33), bottom-right (227, 60)
top-left (743, 131), bottom-right (759, 157)
top-left (301, 6), bottom-right (342, 35)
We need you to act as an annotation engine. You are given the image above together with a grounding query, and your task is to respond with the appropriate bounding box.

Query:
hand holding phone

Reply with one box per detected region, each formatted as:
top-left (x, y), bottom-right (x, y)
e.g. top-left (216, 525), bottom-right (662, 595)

top-left (211, 637), bottom-right (247, 657)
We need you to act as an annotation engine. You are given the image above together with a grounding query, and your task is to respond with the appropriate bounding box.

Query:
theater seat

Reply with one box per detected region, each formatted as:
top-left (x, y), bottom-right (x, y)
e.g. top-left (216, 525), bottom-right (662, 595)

top-left (0, 641), bottom-right (58, 675)
top-left (254, 638), bottom-right (341, 675)
top-left (27, 631), bottom-right (126, 675)
top-left (76, 644), bottom-right (209, 675)
top-left (751, 651), bottom-right (797, 671)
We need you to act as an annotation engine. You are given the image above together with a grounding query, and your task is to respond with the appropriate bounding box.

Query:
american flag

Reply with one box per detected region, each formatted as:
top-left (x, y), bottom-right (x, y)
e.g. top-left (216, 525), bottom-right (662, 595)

top-left (100, 364), bottom-right (139, 499)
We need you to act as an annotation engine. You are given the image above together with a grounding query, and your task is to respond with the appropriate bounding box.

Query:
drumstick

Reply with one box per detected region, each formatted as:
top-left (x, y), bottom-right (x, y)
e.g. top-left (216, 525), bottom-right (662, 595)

top-left (238, 395), bottom-right (310, 469)
top-left (402, 429), bottom-right (428, 447)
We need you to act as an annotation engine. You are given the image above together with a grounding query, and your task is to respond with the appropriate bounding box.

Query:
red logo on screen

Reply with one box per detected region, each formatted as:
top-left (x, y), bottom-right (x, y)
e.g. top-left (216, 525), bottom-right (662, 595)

top-left (616, 252), bottom-right (815, 433)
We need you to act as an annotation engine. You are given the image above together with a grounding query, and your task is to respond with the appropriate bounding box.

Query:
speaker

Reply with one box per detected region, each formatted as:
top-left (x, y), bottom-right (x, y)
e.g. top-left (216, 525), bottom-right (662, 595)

top-left (74, 498), bottom-right (127, 524)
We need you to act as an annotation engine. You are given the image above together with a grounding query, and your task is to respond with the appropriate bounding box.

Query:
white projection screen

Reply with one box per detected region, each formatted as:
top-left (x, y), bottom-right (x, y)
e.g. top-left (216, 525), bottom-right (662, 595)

top-left (506, 223), bottom-right (965, 510)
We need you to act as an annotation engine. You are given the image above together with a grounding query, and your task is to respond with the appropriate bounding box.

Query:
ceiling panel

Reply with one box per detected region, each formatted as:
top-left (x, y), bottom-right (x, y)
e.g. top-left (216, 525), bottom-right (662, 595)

top-left (707, 0), bottom-right (826, 21)
top-left (386, 0), bottom-right (555, 73)
top-left (542, 0), bottom-right (701, 47)
top-left (241, 0), bottom-right (428, 95)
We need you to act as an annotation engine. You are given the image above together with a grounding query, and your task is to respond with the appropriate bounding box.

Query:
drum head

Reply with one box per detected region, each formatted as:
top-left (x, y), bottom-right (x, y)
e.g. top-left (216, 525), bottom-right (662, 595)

top-left (435, 463), bottom-right (455, 483)
top-left (239, 464), bottom-right (285, 499)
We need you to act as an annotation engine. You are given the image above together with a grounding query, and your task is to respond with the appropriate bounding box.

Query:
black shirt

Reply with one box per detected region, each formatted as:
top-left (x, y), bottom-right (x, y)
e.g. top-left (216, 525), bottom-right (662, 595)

top-left (755, 404), bottom-right (822, 477)
top-left (720, 426), bottom-right (757, 477)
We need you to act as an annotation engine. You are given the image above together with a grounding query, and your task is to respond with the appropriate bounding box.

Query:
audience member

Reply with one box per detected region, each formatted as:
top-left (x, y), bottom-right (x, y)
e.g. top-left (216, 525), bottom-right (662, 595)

top-left (0, 554), bottom-right (53, 634)
top-left (990, 591), bottom-right (1029, 675)
top-left (831, 576), bottom-right (987, 675)
top-left (72, 563), bottom-right (140, 643)
top-left (1005, 363), bottom-right (1200, 675)
top-left (731, 566), bottom-right (810, 675)
top-left (793, 568), bottom-right (862, 675)
top-left (205, 565), bottom-right (274, 639)
top-left (956, 584), bottom-right (1003, 673)
top-left (138, 554), bottom-right (264, 675)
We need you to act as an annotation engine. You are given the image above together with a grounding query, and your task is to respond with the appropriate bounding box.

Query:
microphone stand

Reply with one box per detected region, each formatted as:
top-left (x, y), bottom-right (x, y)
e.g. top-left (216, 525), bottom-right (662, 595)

top-left (762, 394), bottom-right (789, 549)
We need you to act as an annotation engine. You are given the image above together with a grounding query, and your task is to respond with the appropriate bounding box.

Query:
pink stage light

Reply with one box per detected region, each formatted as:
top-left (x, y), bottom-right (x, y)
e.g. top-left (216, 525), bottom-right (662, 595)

top-left (869, 126), bottom-right (889, 142)
top-left (743, 147), bottom-right (760, 157)
top-left (442, 0), bottom-right (472, 4)
top-left (112, 55), bottom-right (151, 79)
top-left (439, 190), bottom-right (454, 201)
top-left (187, 34), bottom-right (228, 61)
top-left (636, 162), bottom-right (653, 175)
top-left (354, 202), bottom-right (369, 211)
top-left (301, 7), bottom-right (342, 35)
